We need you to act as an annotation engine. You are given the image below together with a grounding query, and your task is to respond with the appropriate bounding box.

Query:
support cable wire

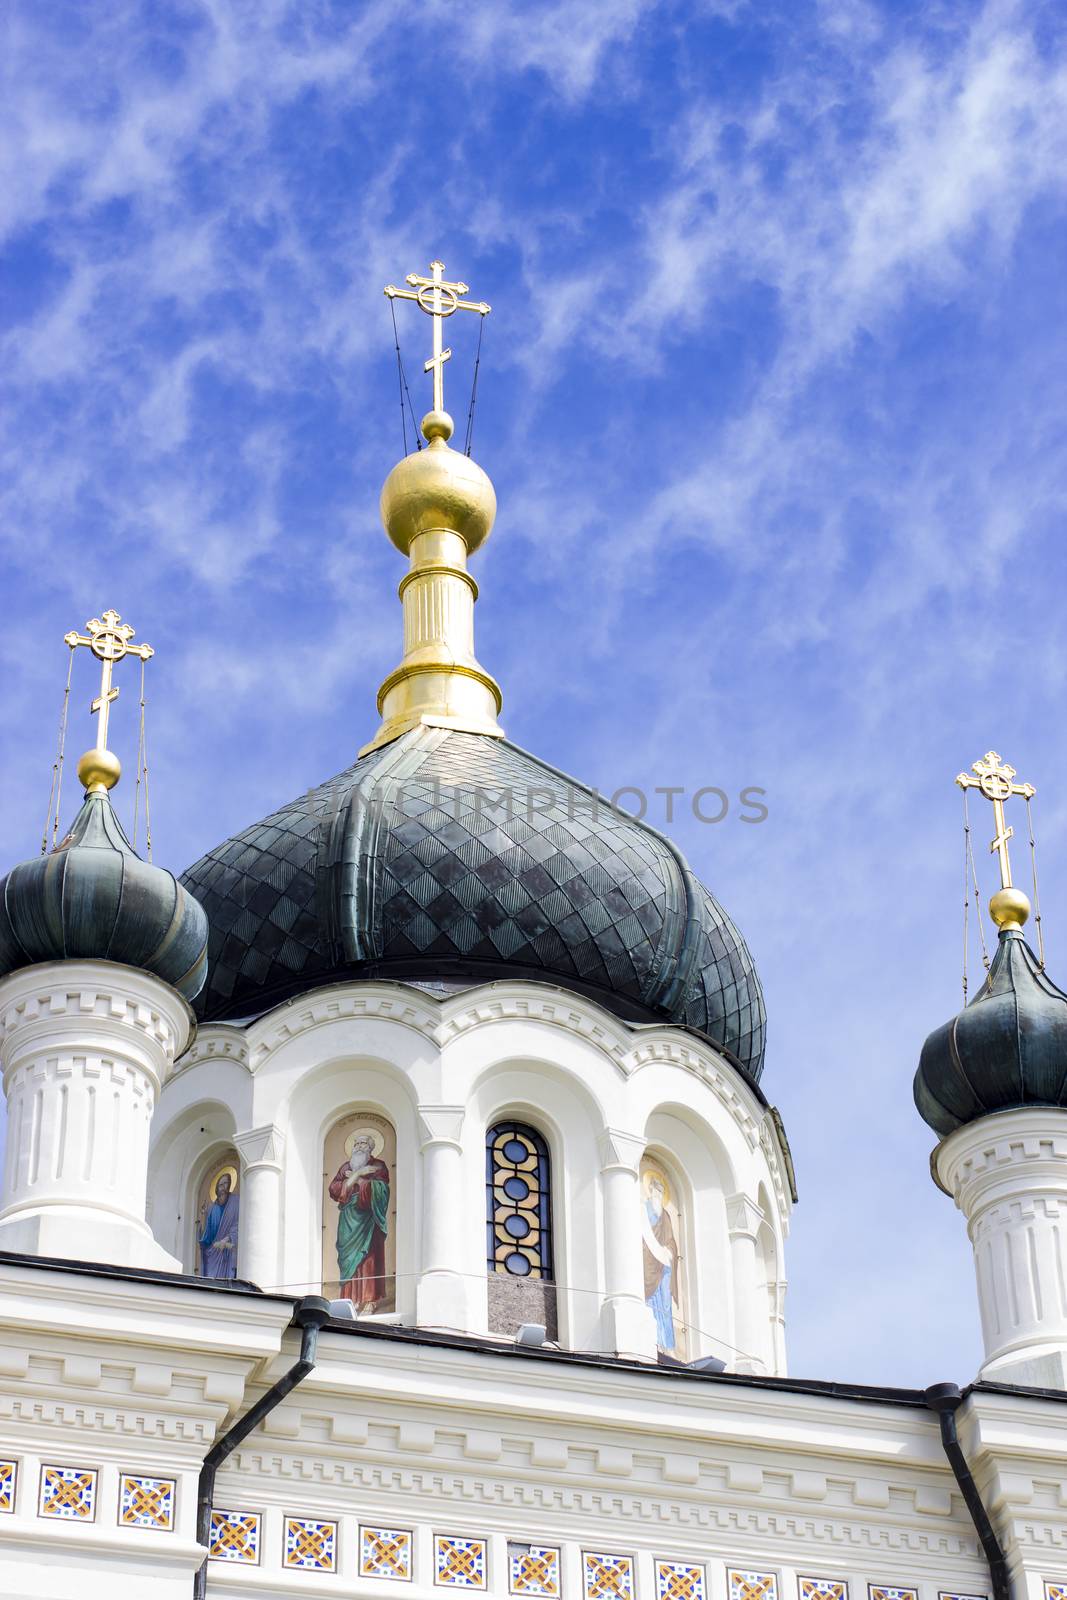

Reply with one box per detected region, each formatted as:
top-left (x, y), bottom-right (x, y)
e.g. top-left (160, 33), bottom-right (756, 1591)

top-left (389, 298), bottom-right (422, 453)
top-left (963, 790), bottom-right (990, 971)
top-left (962, 786), bottom-right (971, 1003)
top-left (1026, 793), bottom-right (1046, 968)
top-left (139, 656), bottom-right (154, 862)
top-left (133, 656), bottom-right (147, 855)
top-left (256, 1267), bottom-right (750, 1362)
top-left (464, 313), bottom-right (485, 457)
top-left (41, 649), bottom-right (75, 854)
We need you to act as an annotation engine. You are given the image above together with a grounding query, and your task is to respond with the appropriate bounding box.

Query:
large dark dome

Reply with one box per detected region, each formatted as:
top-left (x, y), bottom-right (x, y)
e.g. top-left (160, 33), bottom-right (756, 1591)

top-left (180, 728), bottom-right (766, 1080)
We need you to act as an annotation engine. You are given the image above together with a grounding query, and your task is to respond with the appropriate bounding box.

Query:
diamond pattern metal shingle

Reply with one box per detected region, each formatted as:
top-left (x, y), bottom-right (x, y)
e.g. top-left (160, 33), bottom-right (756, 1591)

top-left (179, 728), bottom-right (766, 1080)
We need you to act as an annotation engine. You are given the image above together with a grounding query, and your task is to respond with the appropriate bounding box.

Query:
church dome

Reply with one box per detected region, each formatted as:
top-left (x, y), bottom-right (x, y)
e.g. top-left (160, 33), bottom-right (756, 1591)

top-left (914, 929), bottom-right (1067, 1137)
top-left (0, 792), bottom-right (208, 1001)
top-left (180, 726), bottom-right (767, 1080)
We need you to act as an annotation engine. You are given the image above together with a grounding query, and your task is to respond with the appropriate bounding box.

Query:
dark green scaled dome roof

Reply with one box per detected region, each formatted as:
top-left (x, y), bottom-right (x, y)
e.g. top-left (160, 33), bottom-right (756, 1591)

top-left (915, 929), bottom-right (1067, 1137)
top-left (180, 727), bottom-right (767, 1081)
top-left (0, 793), bottom-right (208, 1001)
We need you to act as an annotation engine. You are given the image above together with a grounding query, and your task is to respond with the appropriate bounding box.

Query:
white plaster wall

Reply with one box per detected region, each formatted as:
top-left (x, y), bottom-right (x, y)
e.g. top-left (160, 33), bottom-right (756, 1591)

top-left (150, 979), bottom-right (793, 1371)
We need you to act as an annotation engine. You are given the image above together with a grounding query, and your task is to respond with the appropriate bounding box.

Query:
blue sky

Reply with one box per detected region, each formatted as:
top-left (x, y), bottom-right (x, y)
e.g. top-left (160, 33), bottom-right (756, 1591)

top-left (4, 0), bottom-right (1067, 1387)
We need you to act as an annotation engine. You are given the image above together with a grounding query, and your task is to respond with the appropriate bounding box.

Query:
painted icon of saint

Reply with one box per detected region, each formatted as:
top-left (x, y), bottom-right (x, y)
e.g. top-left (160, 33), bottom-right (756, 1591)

top-left (641, 1165), bottom-right (680, 1353)
top-left (329, 1128), bottom-right (391, 1312)
top-left (199, 1167), bottom-right (240, 1279)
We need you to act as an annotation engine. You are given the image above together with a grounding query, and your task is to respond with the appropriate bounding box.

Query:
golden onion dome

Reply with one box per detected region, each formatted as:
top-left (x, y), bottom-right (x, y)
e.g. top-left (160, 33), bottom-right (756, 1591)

top-left (380, 410), bottom-right (496, 555)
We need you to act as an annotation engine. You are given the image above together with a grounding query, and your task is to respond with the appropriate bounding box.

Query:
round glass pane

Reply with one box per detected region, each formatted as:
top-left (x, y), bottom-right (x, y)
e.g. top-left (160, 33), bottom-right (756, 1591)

top-left (504, 1213), bottom-right (531, 1239)
top-left (503, 1175), bottom-right (530, 1201)
top-left (502, 1138), bottom-right (529, 1163)
top-left (505, 1251), bottom-right (532, 1276)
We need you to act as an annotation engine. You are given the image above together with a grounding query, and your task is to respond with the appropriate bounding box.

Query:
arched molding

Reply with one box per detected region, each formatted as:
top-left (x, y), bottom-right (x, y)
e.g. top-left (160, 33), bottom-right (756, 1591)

top-left (172, 1022), bottom-right (249, 1080)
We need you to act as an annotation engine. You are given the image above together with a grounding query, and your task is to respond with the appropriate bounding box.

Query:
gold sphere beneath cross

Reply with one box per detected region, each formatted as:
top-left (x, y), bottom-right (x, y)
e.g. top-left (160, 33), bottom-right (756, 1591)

top-left (989, 886), bottom-right (1031, 930)
top-left (380, 411), bottom-right (496, 556)
top-left (77, 747), bottom-right (121, 794)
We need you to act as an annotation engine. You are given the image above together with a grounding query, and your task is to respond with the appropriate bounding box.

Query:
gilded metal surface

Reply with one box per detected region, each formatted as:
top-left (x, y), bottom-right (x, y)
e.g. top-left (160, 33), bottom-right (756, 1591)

top-left (371, 262), bottom-right (501, 752)
top-left (955, 750), bottom-right (1035, 890)
top-left (64, 608), bottom-right (153, 793)
top-left (384, 259), bottom-right (490, 415)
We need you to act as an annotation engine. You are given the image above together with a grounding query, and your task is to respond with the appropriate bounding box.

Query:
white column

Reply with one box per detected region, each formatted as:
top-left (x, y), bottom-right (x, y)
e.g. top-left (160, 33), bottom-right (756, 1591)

top-left (936, 1106), bottom-right (1067, 1386)
top-left (233, 1123), bottom-right (285, 1289)
top-left (726, 1193), bottom-right (769, 1376)
top-left (416, 1104), bottom-right (472, 1331)
top-left (598, 1129), bottom-right (658, 1360)
top-left (0, 960), bottom-right (190, 1271)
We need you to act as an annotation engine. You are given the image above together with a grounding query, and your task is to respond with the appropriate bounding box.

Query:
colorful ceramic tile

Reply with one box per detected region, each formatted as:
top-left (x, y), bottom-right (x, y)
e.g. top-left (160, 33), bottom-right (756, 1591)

top-left (361, 1525), bottom-right (414, 1580)
top-left (729, 1574), bottom-right (778, 1600)
top-left (801, 1582), bottom-right (847, 1600)
top-left (1044, 1588), bottom-right (1067, 1600)
top-left (510, 1543), bottom-right (562, 1597)
top-left (0, 1460), bottom-right (15, 1514)
top-left (209, 1508), bottom-right (261, 1563)
top-left (656, 1561), bottom-right (705, 1600)
top-left (584, 1553), bottom-right (636, 1600)
top-left (119, 1474), bottom-right (175, 1530)
top-left (284, 1516), bottom-right (337, 1571)
top-left (940, 1593), bottom-right (987, 1600)
top-left (870, 1588), bottom-right (918, 1600)
top-left (435, 1534), bottom-right (488, 1589)
top-left (39, 1464), bottom-right (97, 1521)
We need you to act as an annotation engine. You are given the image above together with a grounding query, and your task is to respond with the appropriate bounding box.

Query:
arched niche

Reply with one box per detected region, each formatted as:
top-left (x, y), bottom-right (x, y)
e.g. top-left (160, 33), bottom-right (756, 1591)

top-left (148, 1100), bottom-right (239, 1270)
top-left (642, 1105), bottom-right (734, 1366)
top-left (485, 1118), bottom-right (556, 1340)
top-left (639, 1147), bottom-right (691, 1360)
top-left (468, 1063), bottom-right (604, 1353)
top-left (193, 1145), bottom-right (242, 1281)
top-left (757, 1180), bottom-right (786, 1373)
top-left (321, 1109), bottom-right (397, 1314)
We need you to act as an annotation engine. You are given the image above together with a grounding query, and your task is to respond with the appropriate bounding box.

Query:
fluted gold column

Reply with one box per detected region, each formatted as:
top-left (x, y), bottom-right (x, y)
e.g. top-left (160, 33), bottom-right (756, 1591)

top-left (360, 410), bottom-right (504, 755)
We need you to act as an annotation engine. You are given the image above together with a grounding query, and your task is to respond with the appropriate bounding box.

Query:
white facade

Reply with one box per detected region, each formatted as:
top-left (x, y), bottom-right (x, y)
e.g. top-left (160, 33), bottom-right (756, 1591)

top-left (0, 960), bottom-right (1064, 1600)
top-left (148, 977), bottom-right (791, 1373)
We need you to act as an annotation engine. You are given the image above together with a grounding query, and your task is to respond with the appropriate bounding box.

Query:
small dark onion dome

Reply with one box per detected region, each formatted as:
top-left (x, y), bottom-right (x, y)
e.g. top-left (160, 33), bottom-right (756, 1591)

top-left (914, 929), bottom-right (1067, 1137)
top-left (0, 792), bottom-right (208, 1001)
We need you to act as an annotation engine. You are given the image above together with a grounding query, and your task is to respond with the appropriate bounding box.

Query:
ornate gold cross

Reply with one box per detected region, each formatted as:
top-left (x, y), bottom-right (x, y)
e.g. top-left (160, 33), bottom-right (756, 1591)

top-left (384, 259), bottom-right (490, 415)
top-left (956, 750), bottom-right (1035, 889)
top-left (64, 609), bottom-right (153, 792)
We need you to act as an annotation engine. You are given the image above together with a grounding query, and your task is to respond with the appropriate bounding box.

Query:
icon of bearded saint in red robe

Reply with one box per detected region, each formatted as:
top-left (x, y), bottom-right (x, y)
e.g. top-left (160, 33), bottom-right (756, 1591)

top-left (329, 1130), bottom-right (391, 1312)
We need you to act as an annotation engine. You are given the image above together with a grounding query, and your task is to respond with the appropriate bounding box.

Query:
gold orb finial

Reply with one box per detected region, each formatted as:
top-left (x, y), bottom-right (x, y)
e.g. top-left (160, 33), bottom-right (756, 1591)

top-left (379, 417), bottom-right (496, 556)
top-left (76, 747), bottom-right (122, 794)
top-left (421, 409), bottom-right (453, 442)
top-left (989, 886), bottom-right (1031, 930)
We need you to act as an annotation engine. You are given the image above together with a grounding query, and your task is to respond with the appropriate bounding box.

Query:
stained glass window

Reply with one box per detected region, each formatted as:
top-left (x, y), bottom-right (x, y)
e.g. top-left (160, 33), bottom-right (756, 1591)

top-left (486, 1122), bottom-right (553, 1279)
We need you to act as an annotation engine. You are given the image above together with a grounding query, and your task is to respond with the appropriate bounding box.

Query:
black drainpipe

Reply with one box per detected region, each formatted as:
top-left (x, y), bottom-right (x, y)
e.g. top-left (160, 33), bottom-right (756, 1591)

top-left (194, 1295), bottom-right (331, 1600)
top-left (924, 1383), bottom-right (1012, 1600)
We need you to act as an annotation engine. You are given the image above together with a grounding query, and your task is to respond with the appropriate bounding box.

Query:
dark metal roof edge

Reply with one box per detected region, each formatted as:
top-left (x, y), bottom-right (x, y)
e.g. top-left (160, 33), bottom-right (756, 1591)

top-left (312, 1314), bottom-right (930, 1407)
top-left (966, 1377), bottom-right (1067, 1403)
top-left (0, 1248), bottom-right (296, 1304)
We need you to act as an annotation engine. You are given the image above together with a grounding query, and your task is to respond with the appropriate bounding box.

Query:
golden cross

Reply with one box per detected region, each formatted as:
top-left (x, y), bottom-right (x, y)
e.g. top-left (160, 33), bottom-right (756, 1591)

top-left (384, 259), bottom-right (490, 415)
top-left (956, 750), bottom-right (1035, 889)
top-left (64, 608), bottom-right (153, 754)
